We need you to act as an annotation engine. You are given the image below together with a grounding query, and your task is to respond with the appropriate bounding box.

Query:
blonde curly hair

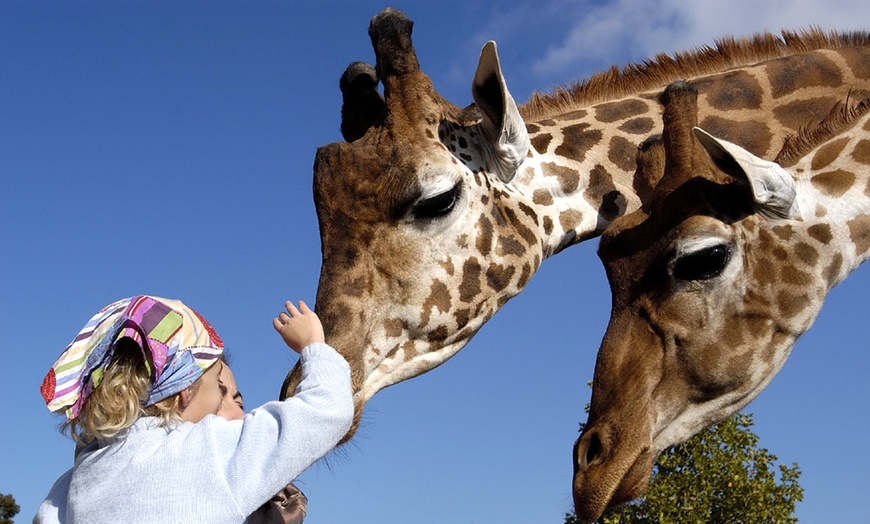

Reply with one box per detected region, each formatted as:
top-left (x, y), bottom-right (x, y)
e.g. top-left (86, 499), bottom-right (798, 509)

top-left (63, 338), bottom-right (199, 447)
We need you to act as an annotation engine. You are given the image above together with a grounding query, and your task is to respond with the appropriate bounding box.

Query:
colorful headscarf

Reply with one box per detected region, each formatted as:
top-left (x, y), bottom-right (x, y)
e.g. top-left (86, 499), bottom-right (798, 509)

top-left (40, 295), bottom-right (225, 420)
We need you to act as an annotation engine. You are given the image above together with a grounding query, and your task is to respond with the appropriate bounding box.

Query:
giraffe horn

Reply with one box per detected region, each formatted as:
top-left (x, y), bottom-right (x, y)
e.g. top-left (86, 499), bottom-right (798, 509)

top-left (660, 80), bottom-right (699, 176)
top-left (368, 8), bottom-right (420, 80)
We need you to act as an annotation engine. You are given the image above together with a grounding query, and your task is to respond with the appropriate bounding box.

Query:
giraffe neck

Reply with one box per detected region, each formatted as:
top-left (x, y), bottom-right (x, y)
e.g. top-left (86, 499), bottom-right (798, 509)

top-left (789, 108), bottom-right (870, 288)
top-left (508, 44), bottom-right (870, 260)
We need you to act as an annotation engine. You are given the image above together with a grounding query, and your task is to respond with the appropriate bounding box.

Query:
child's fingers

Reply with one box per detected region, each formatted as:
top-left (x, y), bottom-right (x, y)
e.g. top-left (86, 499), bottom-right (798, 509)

top-left (284, 301), bottom-right (300, 317)
top-left (297, 300), bottom-right (311, 314)
top-left (272, 317), bottom-right (283, 331)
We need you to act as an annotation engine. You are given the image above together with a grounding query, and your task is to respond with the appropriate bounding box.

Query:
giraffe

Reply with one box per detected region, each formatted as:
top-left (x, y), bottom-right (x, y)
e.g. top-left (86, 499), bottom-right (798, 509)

top-left (280, 7), bottom-right (870, 441)
top-left (572, 80), bottom-right (870, 522)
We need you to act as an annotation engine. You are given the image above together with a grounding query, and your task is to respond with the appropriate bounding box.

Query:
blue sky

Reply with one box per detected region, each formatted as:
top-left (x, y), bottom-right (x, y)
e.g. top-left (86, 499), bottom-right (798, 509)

top-left (3, 1), bottom-right (869, 522)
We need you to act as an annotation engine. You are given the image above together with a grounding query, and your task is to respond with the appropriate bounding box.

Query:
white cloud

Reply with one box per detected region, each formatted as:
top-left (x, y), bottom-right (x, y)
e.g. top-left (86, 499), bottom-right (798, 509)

top-left (529, 0), bottom-right (870, 81)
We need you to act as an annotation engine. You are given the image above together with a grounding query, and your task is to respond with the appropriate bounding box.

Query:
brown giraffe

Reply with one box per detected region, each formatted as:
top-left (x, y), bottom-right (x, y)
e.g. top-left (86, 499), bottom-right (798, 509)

top-left (573, 81), bottom-right (870, 522)
top-left (281, 8), bottom-right (870, 441)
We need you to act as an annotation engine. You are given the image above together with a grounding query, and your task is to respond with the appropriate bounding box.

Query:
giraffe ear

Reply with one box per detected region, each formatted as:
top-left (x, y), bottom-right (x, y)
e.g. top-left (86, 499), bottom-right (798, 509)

top-left (693, 127), bottom-right (801, 220)
top-left (472, 41), bottom-right (530, 183)
top-left (340, 62), bottom-right (384, 142)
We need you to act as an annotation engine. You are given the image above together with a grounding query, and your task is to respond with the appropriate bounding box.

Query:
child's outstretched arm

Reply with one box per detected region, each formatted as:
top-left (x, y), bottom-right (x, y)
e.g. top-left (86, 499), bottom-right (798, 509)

top-left (273, 300), bottom-right (325, 354)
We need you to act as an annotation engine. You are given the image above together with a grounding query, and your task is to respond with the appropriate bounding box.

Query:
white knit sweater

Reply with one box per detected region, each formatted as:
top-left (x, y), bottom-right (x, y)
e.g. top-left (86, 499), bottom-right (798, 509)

top-left (35, 343), bottom-right (353, 524)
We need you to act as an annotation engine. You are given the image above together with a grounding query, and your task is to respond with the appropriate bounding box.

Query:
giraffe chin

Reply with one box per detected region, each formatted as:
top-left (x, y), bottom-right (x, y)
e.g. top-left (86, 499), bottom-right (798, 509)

top-left (280, 362), bottom-right (365, 444)
top-left (572, 443), bottom-right (654, 523)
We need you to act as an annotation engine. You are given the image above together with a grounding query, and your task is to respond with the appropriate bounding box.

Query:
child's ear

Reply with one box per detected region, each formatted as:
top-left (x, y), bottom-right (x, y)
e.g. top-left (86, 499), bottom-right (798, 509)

top-left (179, 388), bottom-right (192, 409)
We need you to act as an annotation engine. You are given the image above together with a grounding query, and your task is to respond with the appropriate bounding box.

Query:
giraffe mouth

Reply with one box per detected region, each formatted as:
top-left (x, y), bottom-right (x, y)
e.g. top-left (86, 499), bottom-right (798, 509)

top-left (572, 420), bottom-right (655, 522)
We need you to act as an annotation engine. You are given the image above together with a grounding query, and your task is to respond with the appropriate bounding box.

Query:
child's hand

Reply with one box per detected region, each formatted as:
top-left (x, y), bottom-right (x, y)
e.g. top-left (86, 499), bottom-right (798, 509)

top-left (273, 301), bottom-right (325, 354)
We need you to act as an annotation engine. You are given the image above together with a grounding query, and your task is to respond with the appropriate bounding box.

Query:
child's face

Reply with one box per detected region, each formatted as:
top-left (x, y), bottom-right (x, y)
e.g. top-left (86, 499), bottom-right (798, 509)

top-left (217, 364), bottom-right (244, 420)
top-left (180, 360), bottom-right (224, 423)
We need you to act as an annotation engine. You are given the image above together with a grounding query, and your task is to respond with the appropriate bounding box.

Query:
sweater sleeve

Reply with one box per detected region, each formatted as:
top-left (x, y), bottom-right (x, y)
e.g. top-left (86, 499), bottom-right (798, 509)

top-left (204, 342), bottom-right (354, 516)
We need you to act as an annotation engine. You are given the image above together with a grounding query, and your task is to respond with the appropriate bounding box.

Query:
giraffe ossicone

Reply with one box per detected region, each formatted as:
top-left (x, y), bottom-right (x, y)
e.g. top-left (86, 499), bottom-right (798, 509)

top-left (573, 80), bottom-right (870, 522)
top-left (281, 7), bottom-right (870, 445)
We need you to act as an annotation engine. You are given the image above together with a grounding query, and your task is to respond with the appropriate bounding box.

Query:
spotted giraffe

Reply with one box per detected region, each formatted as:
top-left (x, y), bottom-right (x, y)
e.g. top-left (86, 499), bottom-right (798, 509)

top-left (281, 8), bottom-right (870, 441)
top-left (572, 81), bottom-right (870, 522)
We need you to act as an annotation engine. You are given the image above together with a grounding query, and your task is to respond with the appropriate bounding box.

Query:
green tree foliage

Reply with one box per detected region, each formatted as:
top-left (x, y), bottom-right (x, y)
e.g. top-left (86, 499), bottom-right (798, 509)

top-left (0, 493), bottom-right (19, 524)
top-left (566, 413), bottom-right (803, 523)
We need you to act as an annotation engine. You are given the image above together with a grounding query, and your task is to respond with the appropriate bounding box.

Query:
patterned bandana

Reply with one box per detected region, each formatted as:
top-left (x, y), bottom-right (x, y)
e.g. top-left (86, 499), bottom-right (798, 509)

top-left (40, 295), bottom-right (225, 420)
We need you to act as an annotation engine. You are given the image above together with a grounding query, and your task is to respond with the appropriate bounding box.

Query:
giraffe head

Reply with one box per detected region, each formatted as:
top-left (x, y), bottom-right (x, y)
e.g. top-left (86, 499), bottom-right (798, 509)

top-left (281, 8), bottom-right (537, 440)
top-left (572, 81), bottom-right (870, 521)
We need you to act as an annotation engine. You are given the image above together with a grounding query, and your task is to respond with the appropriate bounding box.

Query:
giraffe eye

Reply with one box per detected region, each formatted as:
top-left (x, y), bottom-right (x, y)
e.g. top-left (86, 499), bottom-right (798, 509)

top-left (672, 244), bottom-right (731, 281)
top-left (412, 183), bottom-right (461, 220)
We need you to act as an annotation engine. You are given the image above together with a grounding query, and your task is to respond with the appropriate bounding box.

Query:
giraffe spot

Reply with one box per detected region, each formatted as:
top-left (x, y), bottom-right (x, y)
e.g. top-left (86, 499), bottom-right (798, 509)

top-left (744, 315), bottom-right (772, 338)
top-left (782, 267), bottom-right (813, 286)
top-left (618, 117), bottom-right (655, 135)
top-left (439, 258), bottom-right (455, 277)
top-left (848, 214), bottom-right (870, 256)
top-left (558, 209), bottom-right (583, 235)
top-left (542, 162), bottom-right (581, 193)
top-left (765, 52), bottom-right (842, 99)
top-left (585, 165), bottom-right (622, 222)
top-left (384, 317), bottom-right (404, 338)
top-left (600, 191), bottom-right (626, 223)
top-left (517, 202), bottom-right (539, 224)
top-left (426, 326), bottom-right (449, 343)
top-left (533, 189), bottom-right (554, 206)
top-left (698, 115), bottom-right (773, 157)
top-left (594, 99), bottom-right (649, 123)
top-left (811, 169), bottom-right (855, 198)
top-left (554, 123), bottom-right (603, 162)
top-left (526, 123), bottom-right (541, 134)
top-left (421, 280), bottom-right (452, 328)
top-left (486, 263), bottom-right (516, 292)
top-left (542, 215), bottom-right (554, 235)
top-left (823, 252), bottom-right (844, 284)
top-left (453, 308), bottom-right (470, 329)
top-left (456, 233), bottom-right (469, 249)
top-left (459, 258), bottom-right (482, 303)
top-left (697, 70), bottom-right (763, 110)
top-left (553, 109), bottom-right (588, 121)
top-left (475, 216), bottom-right (493, 257)
top-left (608, 136), bottom-right (637, 172)
top-left (807, 223), bottom-right (833, 244)
top-left (837, 47), bottom-right (870, 81)
top-left (497, 235), bottom-right (526, 257)
top-left (773, 97), bottom-right (840, 135)
top-left (811, 137), bottom-right (850, 171)
top-left (517, 262), bottom-right (533, 289)
top-left (540, 119), bottom-right (557, 127)
top-left (777, 290), bottom-right (811, 318)
top-left (753, 259), bottom-right (777, 286)
top-left (770, 226), bottom-right (794, 241)
top-left (771, 245), bottom-right (789, 261)
top-left (426, 129), bottom-right (435, 139)
top-left (793, 242), bottom-right (819, 266)
top-left (531, 133), bottom-right (553, 154)
top-left (503, 206), bottom-right (538, 246)
top-left (852, 139), bottom-right (870, 165)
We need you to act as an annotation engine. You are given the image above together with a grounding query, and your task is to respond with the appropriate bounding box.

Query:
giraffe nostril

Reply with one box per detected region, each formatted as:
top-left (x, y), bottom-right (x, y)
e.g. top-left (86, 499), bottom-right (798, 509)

top-left (585, 431), bottom-right (603, 467)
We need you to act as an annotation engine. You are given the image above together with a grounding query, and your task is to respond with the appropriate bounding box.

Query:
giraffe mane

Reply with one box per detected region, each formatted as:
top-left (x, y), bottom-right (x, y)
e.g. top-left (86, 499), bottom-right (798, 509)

top-left (519, 27), bottom-right (870, 122)
top-left (775, 96), bottom-right (870, 167)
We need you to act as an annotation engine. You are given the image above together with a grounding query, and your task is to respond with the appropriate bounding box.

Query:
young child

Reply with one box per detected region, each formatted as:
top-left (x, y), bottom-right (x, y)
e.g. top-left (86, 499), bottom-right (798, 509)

top-left (36, 295), bottom-right (352, 523)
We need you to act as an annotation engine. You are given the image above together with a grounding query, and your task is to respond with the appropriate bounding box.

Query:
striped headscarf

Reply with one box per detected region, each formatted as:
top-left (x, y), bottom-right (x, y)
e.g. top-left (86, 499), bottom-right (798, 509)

top-left (40, 295), bottom-right (225, 420)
